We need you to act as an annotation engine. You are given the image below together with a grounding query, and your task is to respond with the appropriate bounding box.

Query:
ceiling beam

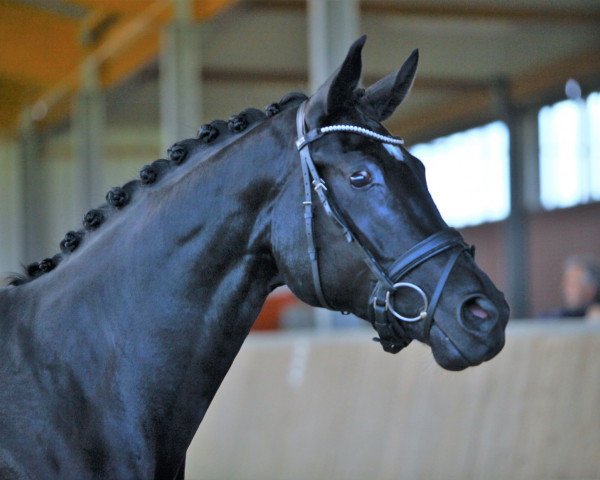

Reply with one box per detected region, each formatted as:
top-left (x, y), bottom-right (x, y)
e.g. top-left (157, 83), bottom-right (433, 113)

top-left (391, 47), bottom-right (600, 143)
top-left (4, 0), bottom-right (239, 133)
top-left (201, 66), bottom-right (490, 93)
top-left (67, 0), bottom-right (157, 17)
top-left (90, 0), bottom-right (171, 68)
top-left (361, 2), bottom-right (600, 24)
top-left (101, 31), bottom-right (160, 87)
top-left (95, 0), bottom-right (240, 87)
top-left (394, 91), bottom-right (493, 144)
top-left (15, 0), bottom-right (87, 18)
top-left (194, 0), bottom-right (240, 18)
top-left (24, 0), bottom-right (173, 133)
top-left (0, 78), bottom-right (42, 132)
top-left (203, 67), bottom-right (305, 84)
top-left (511, 48), bottom-right (600, 106)
top-left (69, 0), bottom-right (240, 21)
top-left (0, 2), bottom-right (82, 86)
top-left (244, 0), bottom-right (600, 24)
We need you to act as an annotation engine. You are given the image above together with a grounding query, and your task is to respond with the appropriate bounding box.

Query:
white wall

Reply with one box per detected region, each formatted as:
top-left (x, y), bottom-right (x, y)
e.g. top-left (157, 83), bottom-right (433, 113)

top-left (187, 322), bottom-right (600, 480)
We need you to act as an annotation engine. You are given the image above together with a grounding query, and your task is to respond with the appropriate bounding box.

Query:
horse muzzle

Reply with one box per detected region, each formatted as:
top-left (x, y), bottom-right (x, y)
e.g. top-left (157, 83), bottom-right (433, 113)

top-left (368, 229), bottom-right (473, 354)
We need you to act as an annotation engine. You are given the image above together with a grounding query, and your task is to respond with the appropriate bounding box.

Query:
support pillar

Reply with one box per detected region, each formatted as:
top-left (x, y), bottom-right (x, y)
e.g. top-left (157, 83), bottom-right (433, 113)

top-left (18, 112), bottom-right (45, 261)
top-left (307, 0), bottom-right (360, 93)
top-left (494, 80), bottom-right (531, 318)
top-left (0, 139), bottom-right (21, 272)
top-left (306, 0), bottom-right (360, 329)
top-left (73, 57), bottom-right (106, 209)
top-left (160, 0), bottom-right (202, 149)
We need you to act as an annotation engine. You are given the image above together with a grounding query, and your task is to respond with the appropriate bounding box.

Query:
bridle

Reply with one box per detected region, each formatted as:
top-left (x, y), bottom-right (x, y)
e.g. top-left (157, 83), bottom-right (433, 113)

top-left (295, 101), bottom-right (473, 353)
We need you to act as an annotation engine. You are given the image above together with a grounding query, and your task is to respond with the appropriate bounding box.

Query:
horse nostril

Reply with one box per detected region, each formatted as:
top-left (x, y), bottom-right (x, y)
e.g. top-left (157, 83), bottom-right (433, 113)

top-left (465, 297), bottom-right (489, 319)
top-left (460, 295), bottom-right (498, 326)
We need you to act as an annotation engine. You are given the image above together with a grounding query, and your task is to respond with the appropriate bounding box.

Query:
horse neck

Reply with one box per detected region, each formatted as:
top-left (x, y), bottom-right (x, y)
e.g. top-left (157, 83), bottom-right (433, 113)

top-left (16, 114), bottom-right (296, 467)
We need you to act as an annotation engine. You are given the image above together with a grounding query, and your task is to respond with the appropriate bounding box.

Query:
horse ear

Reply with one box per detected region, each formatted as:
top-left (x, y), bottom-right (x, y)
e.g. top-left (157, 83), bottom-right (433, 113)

top-left (326, 35), bottom-right (367, 113)
top-left (362, 49), bottom-right (419, 121)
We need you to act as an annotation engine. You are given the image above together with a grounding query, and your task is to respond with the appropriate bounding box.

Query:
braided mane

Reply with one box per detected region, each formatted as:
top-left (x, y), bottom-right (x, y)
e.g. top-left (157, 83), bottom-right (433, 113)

top-left (5, 92), bottom-right (308, 286)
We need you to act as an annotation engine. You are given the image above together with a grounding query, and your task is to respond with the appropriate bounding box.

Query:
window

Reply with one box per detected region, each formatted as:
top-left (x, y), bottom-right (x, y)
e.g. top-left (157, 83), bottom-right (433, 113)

top-left (409, 122), bottom-right (510, 228)
top-left (539, 92), bottom-right (600, 209)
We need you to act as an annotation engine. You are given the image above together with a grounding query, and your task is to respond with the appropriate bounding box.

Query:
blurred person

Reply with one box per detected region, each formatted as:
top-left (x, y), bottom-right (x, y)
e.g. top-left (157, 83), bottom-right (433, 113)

top-left (544, 255), bottom-right (600, 319)
top-left (586, 303), bottom-right (600, 323)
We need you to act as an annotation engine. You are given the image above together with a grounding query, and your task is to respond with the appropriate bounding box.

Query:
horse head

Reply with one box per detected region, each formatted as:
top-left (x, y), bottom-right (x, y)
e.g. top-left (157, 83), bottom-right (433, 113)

top-left (272, 36), bottom-right (509, 370)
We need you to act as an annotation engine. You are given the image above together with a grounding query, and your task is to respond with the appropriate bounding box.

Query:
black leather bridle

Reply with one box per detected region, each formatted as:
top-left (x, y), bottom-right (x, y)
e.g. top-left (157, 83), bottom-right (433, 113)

top-left (295, 101), bottom-right (473, 353)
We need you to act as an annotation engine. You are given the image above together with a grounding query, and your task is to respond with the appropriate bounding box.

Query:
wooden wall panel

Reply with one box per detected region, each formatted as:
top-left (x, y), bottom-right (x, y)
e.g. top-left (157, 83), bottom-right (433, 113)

top-left (529, 203), bottom-right (600, 315)
top-left (460, 201), bottom-right (600, 317)
top-left (186, 323), bottom-right (600, 480)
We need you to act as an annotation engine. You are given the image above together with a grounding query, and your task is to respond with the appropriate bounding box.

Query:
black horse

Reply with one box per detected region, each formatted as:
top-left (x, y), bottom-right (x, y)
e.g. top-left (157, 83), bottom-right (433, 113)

top-left (0, 36), bottom-right (508, 479)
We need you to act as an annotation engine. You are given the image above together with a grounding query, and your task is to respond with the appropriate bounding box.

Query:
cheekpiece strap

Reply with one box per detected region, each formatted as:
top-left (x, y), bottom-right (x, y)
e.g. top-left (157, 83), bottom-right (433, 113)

top-left (295, 102), bottom-right (400, 308)
top-left (297, 102), bottom-right (332, 309)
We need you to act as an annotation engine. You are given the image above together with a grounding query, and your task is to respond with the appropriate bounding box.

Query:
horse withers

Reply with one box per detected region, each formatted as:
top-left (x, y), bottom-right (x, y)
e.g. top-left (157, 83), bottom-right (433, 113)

top-left (0, 36), bottom-right (508, 479)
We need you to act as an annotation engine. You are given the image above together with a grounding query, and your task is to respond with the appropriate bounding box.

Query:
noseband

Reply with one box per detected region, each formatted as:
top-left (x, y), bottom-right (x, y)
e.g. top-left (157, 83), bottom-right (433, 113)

top-left (295, 102), bottom-right (472, 353)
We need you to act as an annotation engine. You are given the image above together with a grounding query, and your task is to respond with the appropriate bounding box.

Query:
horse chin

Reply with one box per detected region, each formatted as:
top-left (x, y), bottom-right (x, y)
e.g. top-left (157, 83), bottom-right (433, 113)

top-left (428, 323), bottom-right (479, 371)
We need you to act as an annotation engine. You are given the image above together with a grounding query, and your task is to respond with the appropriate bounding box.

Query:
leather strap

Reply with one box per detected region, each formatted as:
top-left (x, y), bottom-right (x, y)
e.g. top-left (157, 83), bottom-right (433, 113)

top-left (422, 247), bottom-right (465, 336)
top-left (387, 229), bottom-right (463, 280)
top-left (369, 233), bottom-right (469, 348)
top-left (299, 145), bottom-right (331, 309)
top-left (294, 101), bottom-right (473, 351)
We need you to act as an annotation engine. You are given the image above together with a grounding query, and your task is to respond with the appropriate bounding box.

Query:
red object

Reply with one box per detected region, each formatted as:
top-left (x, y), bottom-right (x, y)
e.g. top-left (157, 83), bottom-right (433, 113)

top-left (252, 289), bottom-right (299, 330)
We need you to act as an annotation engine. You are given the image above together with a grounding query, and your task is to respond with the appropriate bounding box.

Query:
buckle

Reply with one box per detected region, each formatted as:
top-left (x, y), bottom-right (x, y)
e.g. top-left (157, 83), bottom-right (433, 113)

top-left (312, 179), bottom-right (328, 192)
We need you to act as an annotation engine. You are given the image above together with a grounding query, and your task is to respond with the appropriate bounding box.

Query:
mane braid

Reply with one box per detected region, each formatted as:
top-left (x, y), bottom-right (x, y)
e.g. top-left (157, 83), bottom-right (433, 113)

top-left (4, 91), bottom-right (308, 286)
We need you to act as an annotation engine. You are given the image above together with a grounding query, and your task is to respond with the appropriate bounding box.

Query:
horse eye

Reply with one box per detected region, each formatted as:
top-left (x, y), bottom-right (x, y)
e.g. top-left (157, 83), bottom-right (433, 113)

top-left (349, 170), bottom-right (372, 188)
